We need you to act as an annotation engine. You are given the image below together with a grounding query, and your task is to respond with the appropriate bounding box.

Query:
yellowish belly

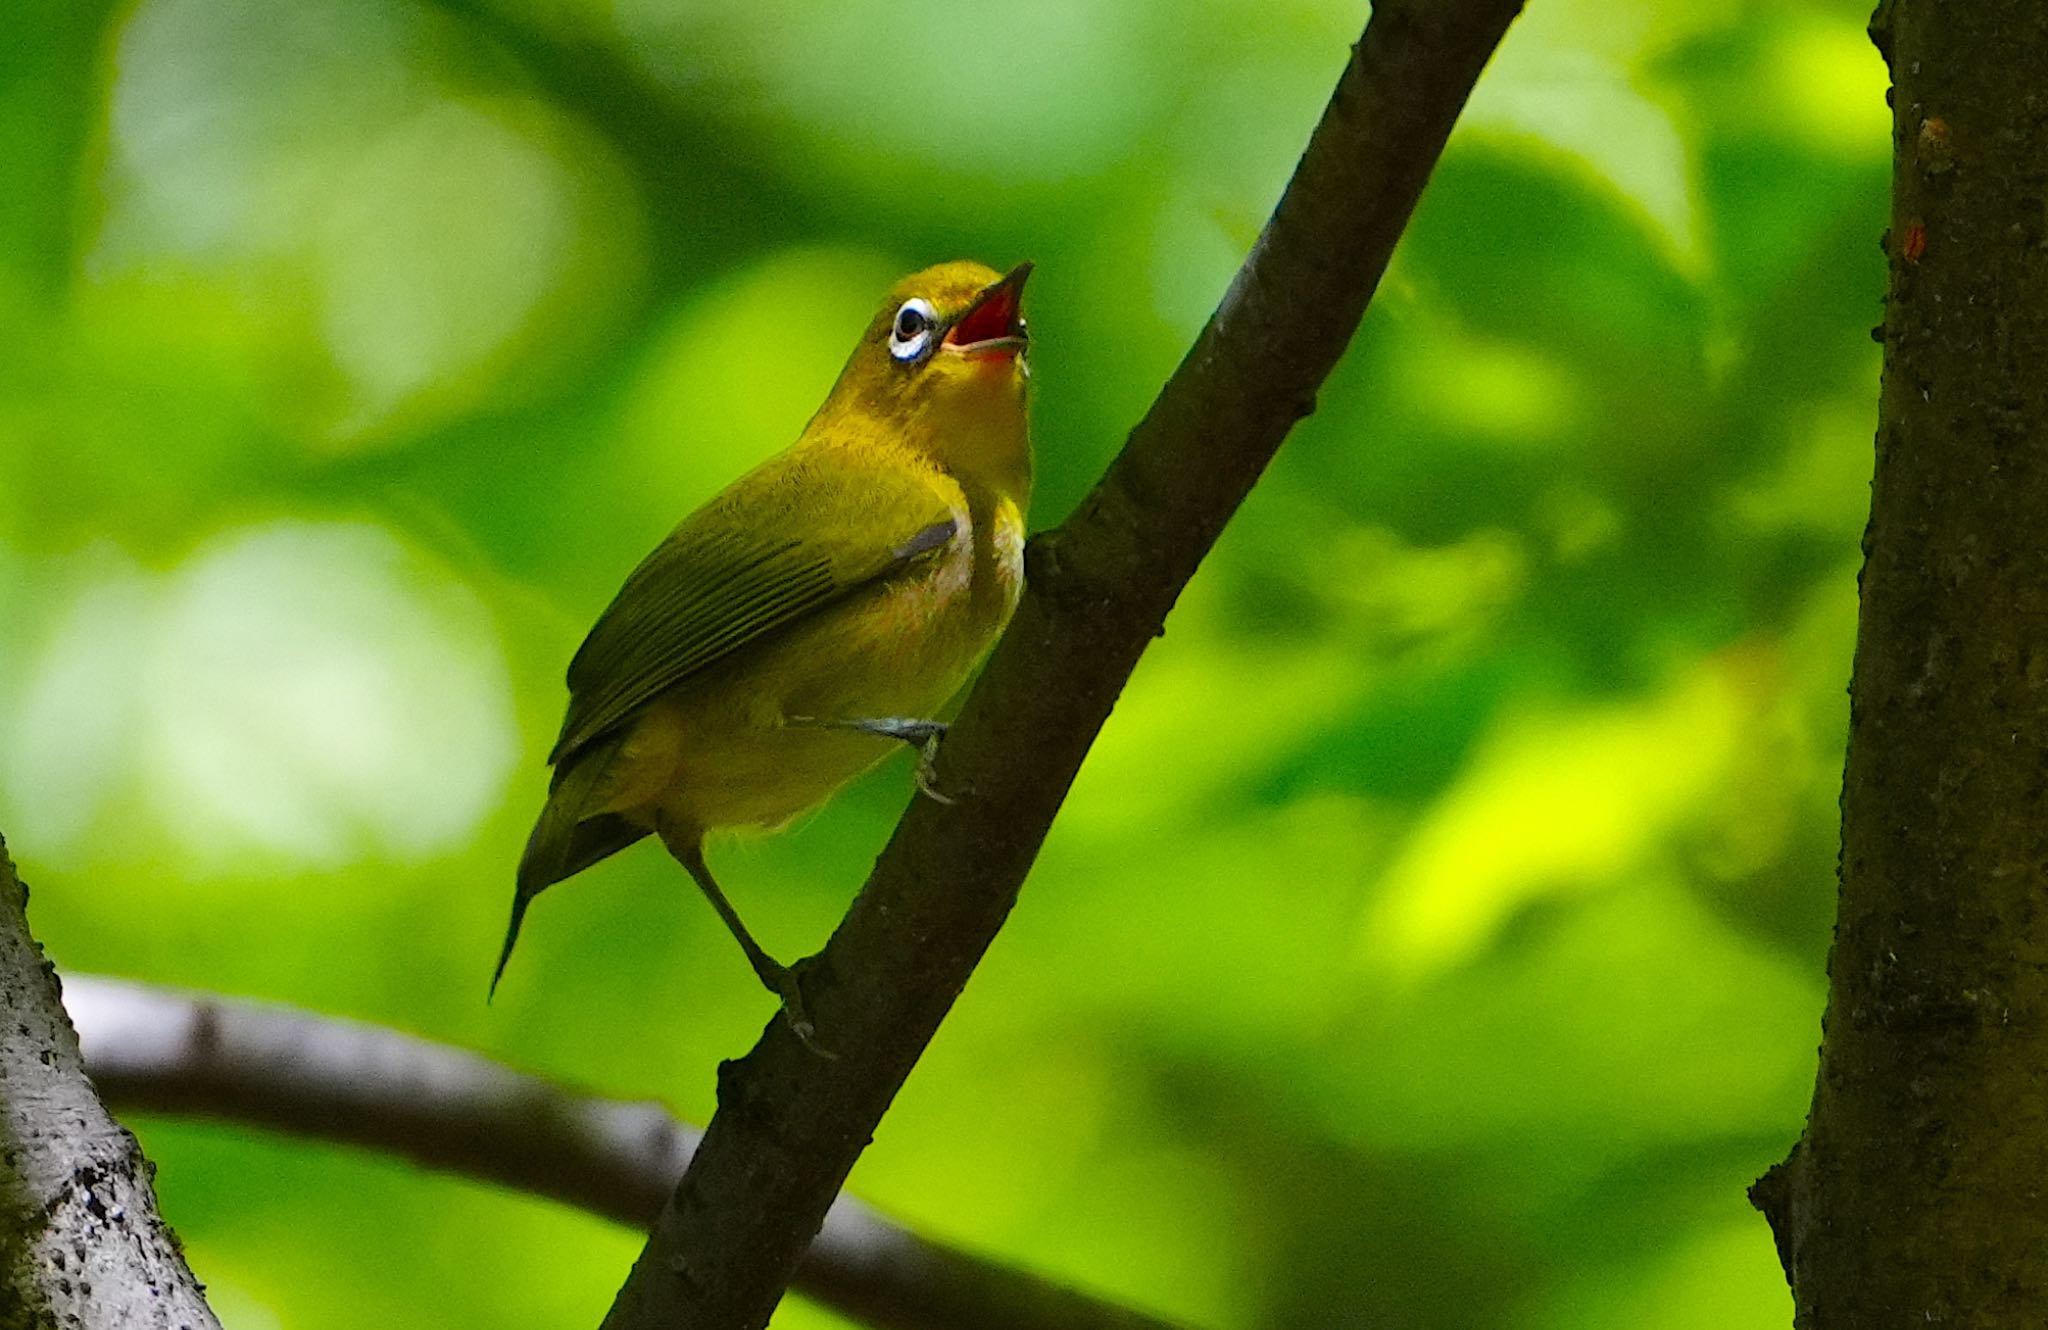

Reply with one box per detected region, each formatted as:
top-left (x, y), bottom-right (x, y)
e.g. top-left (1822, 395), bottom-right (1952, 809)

top-left (594, 537), bottom-right (1015, 835)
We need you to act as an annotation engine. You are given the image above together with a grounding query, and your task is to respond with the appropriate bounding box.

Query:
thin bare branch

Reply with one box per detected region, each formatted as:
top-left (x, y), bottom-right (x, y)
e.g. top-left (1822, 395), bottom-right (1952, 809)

top-left (0, 841), bottom-right (220, 1329)
top-left (601, 2), bottom-right (1528, 1327)
top-left (66, 975), bottom-right (1187, 1330)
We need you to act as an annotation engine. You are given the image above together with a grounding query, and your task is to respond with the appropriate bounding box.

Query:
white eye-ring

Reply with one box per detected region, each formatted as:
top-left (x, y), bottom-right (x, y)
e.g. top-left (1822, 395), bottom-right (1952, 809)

top-left (888, 297), bottom-right (938, 362)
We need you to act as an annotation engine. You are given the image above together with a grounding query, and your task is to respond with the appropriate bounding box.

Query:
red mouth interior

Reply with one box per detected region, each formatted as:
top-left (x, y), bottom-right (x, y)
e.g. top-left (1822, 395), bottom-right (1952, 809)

top-left (946, 287), bottom-right (1022, 346)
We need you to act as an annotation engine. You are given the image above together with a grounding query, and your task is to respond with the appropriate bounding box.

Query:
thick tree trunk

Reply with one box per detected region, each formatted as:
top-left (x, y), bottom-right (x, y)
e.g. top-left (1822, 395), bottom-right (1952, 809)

top-left (0, 837), bottom-right (220, 1330)
top-left (1751, 2), bottom-right (2048, 1323)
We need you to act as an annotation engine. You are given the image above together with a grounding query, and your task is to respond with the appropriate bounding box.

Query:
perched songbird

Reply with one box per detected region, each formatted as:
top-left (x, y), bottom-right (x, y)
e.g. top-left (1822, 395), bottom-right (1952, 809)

top-left (496, 260), bottom-right (1034, 1043)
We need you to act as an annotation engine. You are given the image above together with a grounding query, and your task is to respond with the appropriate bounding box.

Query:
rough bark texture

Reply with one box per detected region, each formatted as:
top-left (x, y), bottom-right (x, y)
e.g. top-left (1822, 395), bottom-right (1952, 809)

top-left (600, 2), bottom-right (1527, 1327)
top-left (1751, 2), bottom-right (2048, 1323)
top-left (0, 840), bottom-right (220, 1330)
top-left (67, 975), bottom-right (1184, 1330)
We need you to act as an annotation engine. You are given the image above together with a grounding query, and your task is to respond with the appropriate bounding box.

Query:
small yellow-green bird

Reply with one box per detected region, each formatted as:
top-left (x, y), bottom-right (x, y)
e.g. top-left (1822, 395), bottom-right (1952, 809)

top-left (495, 260), bottom-right (1033, 1042)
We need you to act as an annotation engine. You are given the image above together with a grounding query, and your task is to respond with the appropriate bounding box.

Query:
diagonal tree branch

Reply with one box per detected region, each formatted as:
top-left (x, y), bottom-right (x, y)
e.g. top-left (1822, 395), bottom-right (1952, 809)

top-left (601, 3), bottom-right (1528, 1327)
top-left (65, 975), bottom-right (1187, 1330)
top-left (0, 840), bottom-right (221, 1329)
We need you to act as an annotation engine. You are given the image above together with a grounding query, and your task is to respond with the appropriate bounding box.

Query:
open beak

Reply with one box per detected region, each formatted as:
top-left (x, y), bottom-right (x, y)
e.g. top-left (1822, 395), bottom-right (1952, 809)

top-left (943, 262), bottom-right (1032, 358)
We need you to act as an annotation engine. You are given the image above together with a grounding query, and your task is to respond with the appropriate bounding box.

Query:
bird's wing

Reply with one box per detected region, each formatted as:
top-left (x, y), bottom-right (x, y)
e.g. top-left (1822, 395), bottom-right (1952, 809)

top-left (548, 463), bottom-right (959, 767)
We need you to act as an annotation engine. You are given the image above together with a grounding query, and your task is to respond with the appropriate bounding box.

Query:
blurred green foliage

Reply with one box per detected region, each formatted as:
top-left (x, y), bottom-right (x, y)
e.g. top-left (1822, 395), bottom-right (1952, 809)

top-left (0, 0), bottom-right (1885, 1325)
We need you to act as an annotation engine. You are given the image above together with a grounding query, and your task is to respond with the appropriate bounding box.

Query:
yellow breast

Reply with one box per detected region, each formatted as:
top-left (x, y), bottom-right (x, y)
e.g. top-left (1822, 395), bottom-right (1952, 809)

top-left (599, 483), bottom-right (1024, 835)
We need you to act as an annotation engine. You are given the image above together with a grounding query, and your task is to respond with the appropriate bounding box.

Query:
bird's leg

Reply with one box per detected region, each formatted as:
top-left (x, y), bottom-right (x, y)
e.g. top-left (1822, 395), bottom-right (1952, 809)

top-left (658, 823), bottom-right (832, 1057)
top-left (827, 717), bottom-right (954, 804)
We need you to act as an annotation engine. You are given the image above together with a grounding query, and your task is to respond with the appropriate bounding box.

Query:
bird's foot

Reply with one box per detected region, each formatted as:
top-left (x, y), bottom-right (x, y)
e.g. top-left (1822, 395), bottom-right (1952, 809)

top-left (913, 733), bottom-right (953, 805)
top-left (832, 717), bottom-right (954, 804)
top-left (760, 959), bottom-right (836, 1060)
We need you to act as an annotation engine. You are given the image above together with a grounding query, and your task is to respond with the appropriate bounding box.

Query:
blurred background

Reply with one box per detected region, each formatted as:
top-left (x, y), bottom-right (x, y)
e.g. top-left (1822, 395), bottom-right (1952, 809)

top-left (1, 0), bottom-right (1884, 1325)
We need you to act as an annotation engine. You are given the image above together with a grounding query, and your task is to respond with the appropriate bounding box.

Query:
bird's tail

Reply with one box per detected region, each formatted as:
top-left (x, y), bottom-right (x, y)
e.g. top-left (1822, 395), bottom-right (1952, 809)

top-left (492, 735), bottom-right (647, 999)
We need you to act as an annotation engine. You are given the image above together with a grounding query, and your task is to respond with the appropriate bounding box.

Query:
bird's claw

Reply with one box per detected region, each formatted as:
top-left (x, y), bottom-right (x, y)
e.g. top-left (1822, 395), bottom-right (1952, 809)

top-left (829, 717), bottom-right (955, 803)
top-left (914, 733), bottom-right (954, 804)
top-left (764, 962), bottom-right (835, 1060)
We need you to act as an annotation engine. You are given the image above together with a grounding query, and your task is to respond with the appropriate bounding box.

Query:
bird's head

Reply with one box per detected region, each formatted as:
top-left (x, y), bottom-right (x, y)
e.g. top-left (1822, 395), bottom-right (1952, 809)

top-left (826, 260), bottom-right (1033, 425)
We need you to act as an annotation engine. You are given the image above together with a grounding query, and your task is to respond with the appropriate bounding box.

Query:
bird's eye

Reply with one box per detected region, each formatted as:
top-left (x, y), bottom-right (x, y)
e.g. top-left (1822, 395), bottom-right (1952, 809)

top-left (889, 298), bottom-right (937, 363)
